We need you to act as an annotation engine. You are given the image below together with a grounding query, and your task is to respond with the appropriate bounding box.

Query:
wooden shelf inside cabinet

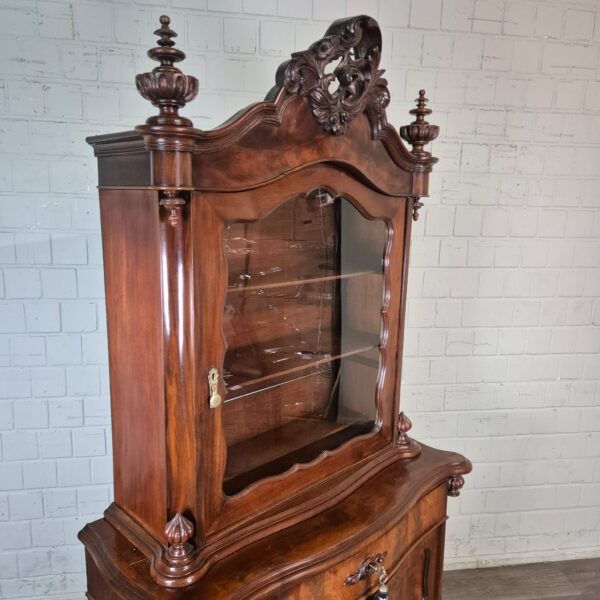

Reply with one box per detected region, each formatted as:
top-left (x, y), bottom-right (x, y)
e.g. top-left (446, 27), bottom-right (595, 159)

top-left (223, 418), bottom-right (374, 496)
top-left (226, 269), bottom-right (381, 294)
top-left (224, 336), bottom-right (379, 401)
top-left (81, 12), bottom-right (468, 599)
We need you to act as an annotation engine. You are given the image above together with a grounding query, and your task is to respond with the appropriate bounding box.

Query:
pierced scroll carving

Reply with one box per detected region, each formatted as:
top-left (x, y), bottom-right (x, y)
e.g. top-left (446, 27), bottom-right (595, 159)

top-left (164, 513), bottom-right (194, 564)
top-left (136, 16), bottom-right (198, 127)
top-left (448, 474), bottom-right (465, 497)
top-left (276, 15), bottom-right (390, 135)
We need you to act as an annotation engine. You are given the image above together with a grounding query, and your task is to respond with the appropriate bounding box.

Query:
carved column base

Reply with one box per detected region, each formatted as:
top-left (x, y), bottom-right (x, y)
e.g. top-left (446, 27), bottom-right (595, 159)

top-left (396, 437), bottom-right (421, 459)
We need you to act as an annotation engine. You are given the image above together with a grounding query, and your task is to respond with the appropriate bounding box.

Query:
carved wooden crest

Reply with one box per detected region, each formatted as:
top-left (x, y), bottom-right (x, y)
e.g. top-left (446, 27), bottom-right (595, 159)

top-left (276, 15), bottom-right (390, 135)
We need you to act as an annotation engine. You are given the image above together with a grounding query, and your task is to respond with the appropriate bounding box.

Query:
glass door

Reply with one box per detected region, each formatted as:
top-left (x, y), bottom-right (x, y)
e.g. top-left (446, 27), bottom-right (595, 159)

top-left (220, 189), bottom-right (388, 495)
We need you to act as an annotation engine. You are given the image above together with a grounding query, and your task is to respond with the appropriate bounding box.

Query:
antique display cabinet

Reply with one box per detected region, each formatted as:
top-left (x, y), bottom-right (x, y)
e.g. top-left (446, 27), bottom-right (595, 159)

top-left (79, 14), bottom-right (471, 600)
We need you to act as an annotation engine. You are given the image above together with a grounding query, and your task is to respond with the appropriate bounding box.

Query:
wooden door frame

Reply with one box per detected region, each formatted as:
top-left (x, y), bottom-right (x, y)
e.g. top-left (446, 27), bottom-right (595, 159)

top-left (190, 163), bottom-right (411, 563)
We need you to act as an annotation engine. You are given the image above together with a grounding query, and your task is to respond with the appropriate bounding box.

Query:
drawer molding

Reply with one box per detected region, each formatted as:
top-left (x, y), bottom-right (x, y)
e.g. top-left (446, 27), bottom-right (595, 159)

top-left (354, 517), bottom-right (447, 600)
top-left (422, 547), bottom-right (431, 600)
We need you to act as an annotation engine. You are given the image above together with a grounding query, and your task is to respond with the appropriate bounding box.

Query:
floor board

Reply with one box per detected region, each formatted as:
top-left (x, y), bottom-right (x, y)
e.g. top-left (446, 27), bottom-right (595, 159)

top-left (443, 558), bottom-right (600, 600)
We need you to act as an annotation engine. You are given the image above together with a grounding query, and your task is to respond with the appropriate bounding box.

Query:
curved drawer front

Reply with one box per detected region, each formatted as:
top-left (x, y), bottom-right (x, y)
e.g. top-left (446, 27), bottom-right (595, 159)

top-left (378, 525), bottom-right (445, 600)
top-left (281, 483), bottom-right (448, 599)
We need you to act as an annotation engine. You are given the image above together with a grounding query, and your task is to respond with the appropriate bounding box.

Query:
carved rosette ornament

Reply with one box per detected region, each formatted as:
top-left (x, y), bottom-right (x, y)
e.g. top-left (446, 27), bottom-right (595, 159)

top-left (277, 15), bottom-right (390, 135)
top-left (164, 513), bottom-right (194, 565)
top-left (396, 411), bottom-right (421, 459)
top-left (448, 474), bottom-right (465, 497)
top-left (136, 16), bottom-right (198, 127)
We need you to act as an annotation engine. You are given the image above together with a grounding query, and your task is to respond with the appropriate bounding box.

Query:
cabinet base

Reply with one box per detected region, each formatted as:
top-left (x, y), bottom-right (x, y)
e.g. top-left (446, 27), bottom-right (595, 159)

top-left (80, 444), bottom-right (470, 600)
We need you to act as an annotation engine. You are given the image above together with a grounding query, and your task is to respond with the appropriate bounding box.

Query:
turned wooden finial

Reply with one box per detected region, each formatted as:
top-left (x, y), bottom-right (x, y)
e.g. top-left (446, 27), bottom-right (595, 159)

top-left (414, 90), bottom-right (430, 122)
top-left (397, 411), bottom-right (413, 445)
top-left (400, 90), bottom-right (439, 222)
top-left (164, 513), bottom-right (194, 563)
top-left (399, 89), bottom-right (439, 159)
top-left (396, 411), bottom-right (421, 459)
top-left (135, 15), bottom-right (198, 127)
top-left (448, 475), bottom-right (465, 497)
top-left (153, 15), bottom-right (178, 54)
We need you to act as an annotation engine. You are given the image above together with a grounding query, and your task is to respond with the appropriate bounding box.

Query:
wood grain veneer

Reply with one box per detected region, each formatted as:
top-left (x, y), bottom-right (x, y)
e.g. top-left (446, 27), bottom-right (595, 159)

top-left (80, 13), bottom-right (469, 599)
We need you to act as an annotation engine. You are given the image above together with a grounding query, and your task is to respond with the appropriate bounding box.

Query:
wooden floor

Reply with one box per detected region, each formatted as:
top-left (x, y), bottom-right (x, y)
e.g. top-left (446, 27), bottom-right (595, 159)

top-left (443, 558), bottom-right (600, 600)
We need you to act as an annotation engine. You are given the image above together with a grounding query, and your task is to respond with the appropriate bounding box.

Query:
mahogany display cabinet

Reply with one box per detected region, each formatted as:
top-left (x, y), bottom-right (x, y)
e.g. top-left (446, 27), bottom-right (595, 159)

top-left (79, 14), bottom-right (471, 600)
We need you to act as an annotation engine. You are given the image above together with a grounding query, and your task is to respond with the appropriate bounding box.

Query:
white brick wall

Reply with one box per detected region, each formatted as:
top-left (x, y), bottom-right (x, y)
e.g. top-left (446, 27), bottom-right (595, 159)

top-left (0, 0), bottom-right (599, 596)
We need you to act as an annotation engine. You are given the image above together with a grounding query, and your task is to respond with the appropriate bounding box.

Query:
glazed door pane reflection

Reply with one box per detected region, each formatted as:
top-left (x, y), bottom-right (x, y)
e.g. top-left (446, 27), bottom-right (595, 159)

top-left (221, 189), bottom-right (387, 495)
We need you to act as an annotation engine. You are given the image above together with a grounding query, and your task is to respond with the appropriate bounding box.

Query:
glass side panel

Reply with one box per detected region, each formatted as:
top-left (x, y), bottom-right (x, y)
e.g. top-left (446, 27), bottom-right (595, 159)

top-left (221, 189), bottom-right (387, 495)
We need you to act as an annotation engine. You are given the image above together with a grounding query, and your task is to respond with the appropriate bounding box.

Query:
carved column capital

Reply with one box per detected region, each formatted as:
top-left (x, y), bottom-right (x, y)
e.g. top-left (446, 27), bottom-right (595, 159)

top-left (159, 190), bottom-right (187, 228)
top-left (412, 197), bottom-right (424, 221)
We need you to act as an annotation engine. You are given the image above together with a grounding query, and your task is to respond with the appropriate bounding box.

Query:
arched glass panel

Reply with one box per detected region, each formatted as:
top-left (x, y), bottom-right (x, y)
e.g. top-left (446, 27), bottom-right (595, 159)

top-left (221, 189), bottom-right (387, 495)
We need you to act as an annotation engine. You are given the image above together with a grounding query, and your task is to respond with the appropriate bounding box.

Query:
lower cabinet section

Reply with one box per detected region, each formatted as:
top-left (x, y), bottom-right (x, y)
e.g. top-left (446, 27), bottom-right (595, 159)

top-left (279, 484), bottom-right (447, 599)
top-left (81, 447), bottom-right (470, 599)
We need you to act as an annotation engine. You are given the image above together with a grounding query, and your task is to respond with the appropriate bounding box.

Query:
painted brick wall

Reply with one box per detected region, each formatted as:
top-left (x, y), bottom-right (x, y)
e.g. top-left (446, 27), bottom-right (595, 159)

top-left (0, 0), bottom-right (598, 597)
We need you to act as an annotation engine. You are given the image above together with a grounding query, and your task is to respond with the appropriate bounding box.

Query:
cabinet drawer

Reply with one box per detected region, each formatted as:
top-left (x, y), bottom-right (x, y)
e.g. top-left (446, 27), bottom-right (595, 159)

top-left (373, 524), bottom-right (445, 600)
top-left (282, 483), bottom-right (447, 600)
